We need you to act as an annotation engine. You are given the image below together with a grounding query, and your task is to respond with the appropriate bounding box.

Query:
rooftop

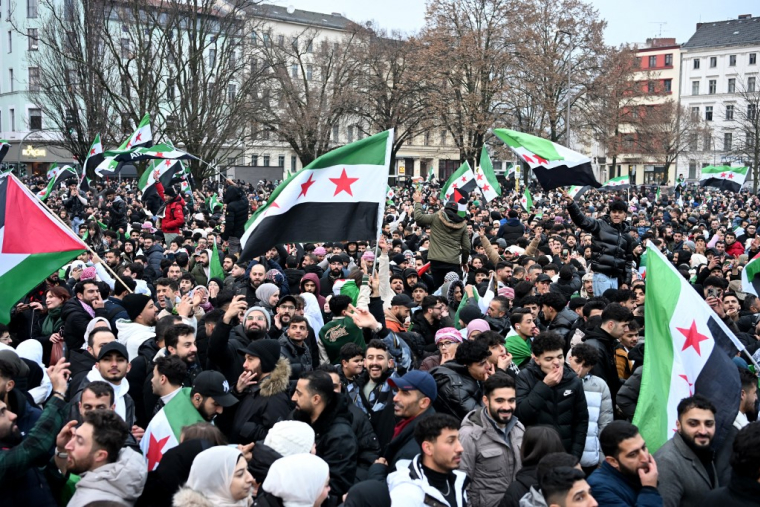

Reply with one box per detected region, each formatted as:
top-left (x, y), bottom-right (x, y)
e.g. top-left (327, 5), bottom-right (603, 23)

top-left (682, 15), bottom-right (760, 50)
top-left (248, 4), bottom-right (354, 31)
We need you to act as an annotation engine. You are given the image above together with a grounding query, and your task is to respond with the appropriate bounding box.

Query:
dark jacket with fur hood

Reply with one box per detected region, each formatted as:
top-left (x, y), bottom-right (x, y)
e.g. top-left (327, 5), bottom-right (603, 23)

top-left (231, 358), bottom-right (292, 445)
top-left (413, 202), bottom-right (470, 266)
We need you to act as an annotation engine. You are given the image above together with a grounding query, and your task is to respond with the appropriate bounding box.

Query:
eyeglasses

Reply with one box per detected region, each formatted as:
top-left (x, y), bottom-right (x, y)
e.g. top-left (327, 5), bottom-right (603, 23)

top-left (437, 341), bottom-right (456, 349)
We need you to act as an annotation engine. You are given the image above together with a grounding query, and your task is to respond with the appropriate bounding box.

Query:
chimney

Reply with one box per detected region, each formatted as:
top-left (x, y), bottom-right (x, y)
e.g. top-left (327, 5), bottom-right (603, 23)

top-left (696, 22), bottom-right (703, 30)
top-left (738, 14), bottom-right (751, 20)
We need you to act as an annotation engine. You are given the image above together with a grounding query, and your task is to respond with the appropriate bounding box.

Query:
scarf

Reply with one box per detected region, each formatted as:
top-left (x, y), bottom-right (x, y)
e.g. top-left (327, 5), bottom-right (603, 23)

top-left (86, 368), bottom-right (130, 421)
top-left (42, 306), bottom-right (63, 336)
top-left (80, 300), bottom-right (95, 319)
top-left (393, 414), bottom-right (417, 439)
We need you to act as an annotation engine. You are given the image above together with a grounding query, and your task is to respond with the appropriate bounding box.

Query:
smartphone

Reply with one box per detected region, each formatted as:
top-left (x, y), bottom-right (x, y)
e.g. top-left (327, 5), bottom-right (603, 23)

top-left (562, 249), bottom-right (569, 257)
top-left (706, 287), bottom-right (718, 299)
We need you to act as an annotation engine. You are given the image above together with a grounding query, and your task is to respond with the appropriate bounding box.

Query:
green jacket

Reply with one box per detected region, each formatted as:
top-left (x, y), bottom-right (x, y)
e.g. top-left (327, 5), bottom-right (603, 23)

top-left (413, 203), bottom-right (470, 266)
top-left (506, 332), bottom-right (532, 369)
top-left (318, 316), bottom-right (365, 364)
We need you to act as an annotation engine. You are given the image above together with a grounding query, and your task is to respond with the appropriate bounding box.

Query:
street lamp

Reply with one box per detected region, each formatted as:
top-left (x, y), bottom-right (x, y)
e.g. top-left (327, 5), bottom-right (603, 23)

top-left (558, 30), bottom-right (574, 147)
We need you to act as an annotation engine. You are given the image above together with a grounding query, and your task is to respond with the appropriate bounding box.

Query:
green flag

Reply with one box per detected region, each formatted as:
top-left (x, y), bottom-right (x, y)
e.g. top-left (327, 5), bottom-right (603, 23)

top-left (210, 238), bottom-right (225, 280)
top-left (520, 188), bottom-right (533, 212)
top-left (474, 144), bottom-right (501, 201)
top-left (454, 289), bottom-right (479, 331)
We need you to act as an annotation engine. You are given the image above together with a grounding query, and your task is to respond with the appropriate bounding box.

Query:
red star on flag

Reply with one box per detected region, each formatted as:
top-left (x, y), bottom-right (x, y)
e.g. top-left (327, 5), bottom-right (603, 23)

top-left (155, 152), bottom-right (163, 157)
top-left (298, 173), bottom-right (316, 198)
top-left (452, 183), bottom-right (458, 189)
top-left (677, 320), bottom-right (710, 355)
top-left (728, 173), bottom-right (734, 179)
top-left (135, 133), bottom-right (142, 141)
top-left (330, 168), bottom-right (359, 196)
top-left (678, 374), bottom-right (695, 395)
top-left (146, 434), bottom-right (170, 470)
top-left (461, 176), bottom-right (467, 183)
top-left (165, 160), bottom-right (172, 166)
top-left (476, 173), bottom-right (484, 181)
top-left (523, 154), bottom-right (535, 164)
top-left (534, 155), bottom-right (548, 165)
top-left (482, 184), bottom-right (490, 191)
top-left (90, 148), bottom-right (96, 155)
top-left (153, 170), bottom-right (160, 179)
top-left (720, 173), bottom-right (726, 178)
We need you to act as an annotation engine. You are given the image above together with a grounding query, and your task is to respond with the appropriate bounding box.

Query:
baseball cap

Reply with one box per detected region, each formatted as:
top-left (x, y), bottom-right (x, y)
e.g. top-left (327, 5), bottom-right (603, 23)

top-left (535, 273), bottom-right (552, 283)
top-left (388, 370), bottom-right (437, 402)
top-left (390, 294), bottom-right (416, 308)
top-left (96, 342), bottom-right (129, 362)
top-left (192, 371), bottom-right (239, 407)
top-left (277, 295), bottom-right (297, 308)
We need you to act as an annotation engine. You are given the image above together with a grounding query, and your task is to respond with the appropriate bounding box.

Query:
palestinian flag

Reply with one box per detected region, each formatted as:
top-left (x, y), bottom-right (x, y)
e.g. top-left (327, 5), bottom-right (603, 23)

top-left (140, 388), bottom-right (205, 470)
top-left (239, 130), bottom-right (393, 262)
top-left (475, 145), bottom-right (501, 201)
top-left (139, 157), bottom-right (186, 202)
top-left (567, 185), bottom-right (591, 201)
top-left (210, 237), bottom-right (225, 281)
top-left (386, 186), bottom-right (395, 205)
top-left (95, 114), bottom-right (153, 177)
top-left (0, 173), bottom-right (87, 323)
top-left (205, 193), bottom-right (222, 212)
top-left (493, 129), bottom-right (600, 191)
top-left (602, 175), bottom-right (630, 189)
top-left (440, 161), bottom-right (477, 203)
top-left (0, 140), bottom-right (10, 164)
top-left (520, 188), bottom-right (533, 212)
top-left (38, 165), bottom-right (78, 201)
top-left (699, 165), bottom-right (748, 192)
top-left (633, 244), bottom-right (745, 452)
top-left (741, 254), bottom-right (760, 297)
top-left (81, 135), bottom-right (104, 187)
top-left (105, 142), bottom-right (197, 164)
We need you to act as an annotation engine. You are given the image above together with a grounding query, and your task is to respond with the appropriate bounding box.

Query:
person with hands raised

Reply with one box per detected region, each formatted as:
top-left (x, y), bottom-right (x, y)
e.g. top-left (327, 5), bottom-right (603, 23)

top-left (207, 294), bottom-right (256, 386)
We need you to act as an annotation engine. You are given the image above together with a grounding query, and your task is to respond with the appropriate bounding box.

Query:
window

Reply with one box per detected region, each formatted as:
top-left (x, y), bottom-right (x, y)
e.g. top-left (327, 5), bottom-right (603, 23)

top-left (291, 156), bottom-right (297, 172)
top-left (689, 133), bottom-right (698, 151)
top-left (704, 133), bottom-right (712, 149)
top-left (749, 135), bottom-right (755, 148)
top-left (9, 108), bottom-right (14, 131)
top-left (694, 58), bottom-right (700, 69)
top-left (648, 55), bottom-right (657, 68)
top-left (424, 131), bottom-right (431, 146)
top-left (347, 126), bottom-right (354, 143)
top-left (208, 49), bottom-right (216, 68)
top-left (705, 106), bottom-right (713, 121)
top-left (262, 32), bottom-right (271, 47)
top-left (749, 104), bottom-right (757, 121)
top-left (726, 104), bottom-right (734, 120)
top-left (251, 154), bottom-right (258, 166)
top-left (708, 80), bottom-right (716, 94)
top-left (27, 28), bottom-right (38, 50)
top-left (751, 53), bottom-right (757, 65)
top-left (167, 78), bottom-right (175, 100)
top-left (332, 124), bottom-right (339, 141)
top-left (278, 155), bottom-right (284, 168)
top-left (7, 31), bottom-right (12, 53)
top-left (263, 155), bottom-right (270, 166)
top-left (664, 79), bottom-right (672, 92)
top-left (647, 81), bottom-right (655, 93)
top-left (749, 77), bottom-right (756, 92)
top-left (623, 135), bottom-right (634, 151)
top-left (728, 78), bottom-right (736, 93)
top-left (691, 106), bottom-right (700, 119)
top-left (277, 34), bottom-right (284, 47)
top-left (291, 64), bottom-right (298, 78)
top-left (27, 0), bottom-right (37, 18)
top-left (724, 133), bottom-right (732, 151)
top-left (665, 54), bottom-right (673, 66)
top-left (121, 38), bottom-right (130, 59)
top-left (710, 56), bottom-right (717, 68)
top-left (729, 55), bottom-right (736, 66)
top-left (441, 130), bottom-right (447, 145)
top-left (227, 157), bottom-right (236, 166)
top-left (28, 66), bottom-right (39, 91)
top-left (9, 68), bottom-right (13, 92)
top-left (29, 108), bottom-right (41, 130)
top-left (692, 81), bottom-right (699, 95)
top-left (306, 64), bottom-right (312, 80)
top-left (227, 83), bottom-right (236, 101)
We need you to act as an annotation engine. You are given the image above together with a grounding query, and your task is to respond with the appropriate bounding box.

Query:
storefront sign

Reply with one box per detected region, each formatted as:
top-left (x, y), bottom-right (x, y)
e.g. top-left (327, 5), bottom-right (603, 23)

top-left (22, 145), bottom-right (46, 158)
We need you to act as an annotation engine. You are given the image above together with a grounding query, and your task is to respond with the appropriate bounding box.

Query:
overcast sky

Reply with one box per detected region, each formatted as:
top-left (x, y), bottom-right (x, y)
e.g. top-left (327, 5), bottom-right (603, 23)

top-left (277, 0), bottom-right (758, 46)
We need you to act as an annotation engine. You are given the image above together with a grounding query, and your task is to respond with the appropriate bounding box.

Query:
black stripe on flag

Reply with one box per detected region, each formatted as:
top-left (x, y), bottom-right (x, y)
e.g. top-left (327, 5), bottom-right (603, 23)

top-left (694, 317), bottom-right (742, 450)
top-left (699, 178), bottom-right (742, 193)
top-left (533, 162), bottom-right (601, 191)
top-left (240, 201), bottom-right (380, 262)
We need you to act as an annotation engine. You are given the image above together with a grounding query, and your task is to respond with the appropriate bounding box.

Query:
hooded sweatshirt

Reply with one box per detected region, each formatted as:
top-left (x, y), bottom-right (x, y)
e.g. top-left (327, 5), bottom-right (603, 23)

top-left (67, 447), bottom-right (147, 507)
top-left (116, 320), bottom-right (156, 361)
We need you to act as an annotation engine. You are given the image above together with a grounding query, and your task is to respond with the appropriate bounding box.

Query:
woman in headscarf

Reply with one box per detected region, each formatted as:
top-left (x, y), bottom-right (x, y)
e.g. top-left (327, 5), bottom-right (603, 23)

top-left (299, 292), bottom-right (324, 333)
top-left (30, 286), bottom-right (70, 365)
top-left (15, 340), bottom-right (52, 404)
top-left (257, 454), bottom-right (330, 507)
top-left (173, 446), bottom-right (254, 507)
top-left (255, 283), bottom-right (280, 319)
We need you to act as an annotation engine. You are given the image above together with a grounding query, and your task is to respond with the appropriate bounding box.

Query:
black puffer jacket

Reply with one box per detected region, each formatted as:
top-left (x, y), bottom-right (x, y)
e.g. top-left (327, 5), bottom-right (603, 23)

top-left (515, 360), bottom-right (589, 459)
top-left (429, 361), bottom-right (483, 421)
top-left (568, 201), bottom-right (634, 285)
top-left (346, 397), bottom-right (381, 479)
top-left (60, 298), bottom-right (109, 351)
top-left (547, 307), bottom-right (580, 352)
top-left (497, 218), bottom-right (525, 246)
top-left (582, 326), bottom-right (622, 405)
top-left (277, 336), bottom-right (312, 382)
top-left (221, 185), bottom-right (249, 240)
top-left (231, 358), bottom-right (292, 445)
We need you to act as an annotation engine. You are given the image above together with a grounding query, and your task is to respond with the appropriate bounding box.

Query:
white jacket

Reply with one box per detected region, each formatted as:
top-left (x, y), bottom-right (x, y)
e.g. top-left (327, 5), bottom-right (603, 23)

top-left (67, 447), bottom-right (148, 507)
top-left (580, 374), bottom-right (613, 467)
top-left (387, 455), bottom-right (468, 507)
top-left (116, 319), bottom-right (156, 361)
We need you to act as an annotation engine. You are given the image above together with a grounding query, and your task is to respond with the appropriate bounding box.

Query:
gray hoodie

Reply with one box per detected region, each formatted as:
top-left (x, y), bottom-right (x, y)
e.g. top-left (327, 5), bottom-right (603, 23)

top-left (519, 486), bottom-right (548, 507)
top-left (67, 447), bottom-right (148, 507)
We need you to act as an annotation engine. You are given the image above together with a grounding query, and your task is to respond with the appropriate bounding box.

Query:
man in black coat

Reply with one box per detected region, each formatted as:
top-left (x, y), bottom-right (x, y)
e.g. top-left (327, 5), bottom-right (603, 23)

top-left (430, 340), bottom-right (491, 421)
top-left (497, 209), bottom-right (525, 246)
top-left (290, 370), bottom-right (359, 501)
top-left (582, 303), bottom-right (632, 407)
top-left (221, 184), bottom-right (249, 256)
top-left (61, 280), bottom-right (109, 351)
top-left (515, 331), bottom-right (589, 459)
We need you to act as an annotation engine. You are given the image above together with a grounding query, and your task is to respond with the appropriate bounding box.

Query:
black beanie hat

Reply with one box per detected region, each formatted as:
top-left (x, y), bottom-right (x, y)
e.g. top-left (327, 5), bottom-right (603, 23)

top-left (238, 339), bottom-right (282, 373)
top-left (122, 294), bottom-right (152, 321)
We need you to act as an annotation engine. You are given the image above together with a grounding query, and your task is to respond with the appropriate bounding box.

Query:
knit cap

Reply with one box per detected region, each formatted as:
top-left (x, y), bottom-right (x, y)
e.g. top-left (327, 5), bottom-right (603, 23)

top-left (264, 421), bottom-right (316, 457)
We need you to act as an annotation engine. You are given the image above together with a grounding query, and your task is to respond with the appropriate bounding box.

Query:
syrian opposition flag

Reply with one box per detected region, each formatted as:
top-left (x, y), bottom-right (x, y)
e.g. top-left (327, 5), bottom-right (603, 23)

top-left (140, 388), bottom-right (205, 470)
top-left (567, 185), bottom-right (591, 201)
top-left (105, 142), bottom-right (197, 163)
top-left (475, 145), bottom-right (501, 202)
top-left (440, 161), bottom-right (477, 203)
top-left (38, 165), bottom-right (78, 201)
top-left (205, 193), bottom-right (222, 212)
top-left (81, 134), bottom-right (104, 187)
top-left (210, 237), bottom-right (225, 281)
top-left (699, 165), bottom-right (748, 192)
top-left (0, 140), bottom-right (10, 164)
top-left (602, 175), bottom-right (630, 189)
top-left (239, 130), bottom-right (393, 262)
top-left (95, 114), bottom-right (154, 176)
top-left (427, 167), bottom-right (434, 183)
top-left (138, 157), bottom-right (186, 202)
top-left (493, 129), bottom-right (600, 190)
top-left (386, 186), bottom-right (395, 205)
top-left (741, 254), bottom-right (760, 297)
top-left (633, 244), bottom-right (745, 452)
top-left (506, 163), bottom-right (517, 180)
top-left (0, 173), bottom-right (87, 323)
top-left (520, 188), bottom-right (533, 212)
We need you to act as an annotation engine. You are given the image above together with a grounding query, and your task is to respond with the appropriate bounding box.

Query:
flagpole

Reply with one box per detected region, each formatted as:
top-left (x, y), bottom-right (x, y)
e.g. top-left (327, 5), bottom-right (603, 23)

top-left (16, 176), bottom-right (133, 293)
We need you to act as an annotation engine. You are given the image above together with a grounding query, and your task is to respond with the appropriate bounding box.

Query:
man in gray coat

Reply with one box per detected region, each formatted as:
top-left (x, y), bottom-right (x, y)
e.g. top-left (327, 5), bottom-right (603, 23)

top-left (459, 373), bottom-right (524, 507)
top-left (654, 395), bottom-right (720, 507)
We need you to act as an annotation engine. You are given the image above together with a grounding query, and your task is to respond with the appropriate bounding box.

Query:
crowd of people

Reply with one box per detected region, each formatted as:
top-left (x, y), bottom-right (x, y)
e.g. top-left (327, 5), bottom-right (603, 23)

top-left (1, 172), bottom-right (759, 507)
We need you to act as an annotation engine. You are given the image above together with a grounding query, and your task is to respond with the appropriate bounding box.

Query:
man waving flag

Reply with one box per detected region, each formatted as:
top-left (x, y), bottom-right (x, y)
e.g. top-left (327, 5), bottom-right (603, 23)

top-left (440, 161), bottom-right (477, 203)
top-left (95, 114), bottom-right (153, 177)
top-left (633, 244), bottom-right (745, 452)
top-left (474, 144), bottom-right (501, 201)
top-left (238, 130), bottom-right (393, 262)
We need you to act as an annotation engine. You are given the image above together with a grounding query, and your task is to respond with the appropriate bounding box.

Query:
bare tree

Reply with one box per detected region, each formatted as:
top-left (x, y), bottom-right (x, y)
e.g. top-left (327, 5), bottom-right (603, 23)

top-left (726, 79), bottom-right (760, 192)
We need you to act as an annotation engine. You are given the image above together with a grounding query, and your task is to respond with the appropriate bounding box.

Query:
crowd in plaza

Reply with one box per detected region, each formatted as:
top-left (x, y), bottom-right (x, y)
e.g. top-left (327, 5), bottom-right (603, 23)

top-left (1, 172), bottom-right (759, 507)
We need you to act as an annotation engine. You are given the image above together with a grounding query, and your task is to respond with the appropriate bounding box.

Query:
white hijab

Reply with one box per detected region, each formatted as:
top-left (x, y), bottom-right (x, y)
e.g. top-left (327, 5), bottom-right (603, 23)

top-left (262, 454), bottom-right (329, 507)
top-left (300, 292), bottom-right (324, 332)
top-left (15, 340), bottom-right (52, 404)
top-left (186, 447), bottom-right (251, 507)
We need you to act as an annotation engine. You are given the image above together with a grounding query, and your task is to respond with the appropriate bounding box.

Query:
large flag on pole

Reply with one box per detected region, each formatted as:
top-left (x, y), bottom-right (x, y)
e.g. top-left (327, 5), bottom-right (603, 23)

top-left (104, 143), bottom-right (197, 164)
top-left (633, 244), bottom-right (744, 452)
top-left (0, 173), bottom-right (87, 323)
top-left (238, 130), bottom-right (393, 262)
top-left (0, 140), bottom-right (10, 164)
top-left (37, 165), bottom-right (78, 201)
top-left (699, 165), bottom-right (748, 192)
top-left (493, 129), bottom-right (601, 190)
top-left (95, 114), bottom-right (154, 177)
top-left (601, 175), bottom-right (630, 189)
top-left (80, 134), bottom-right (103, 191)
top-left (567, 185), bottom-right (591, 201)
top-left (474, 145), bottom-right (501, 201)
top-left (440, 161), bottom-right (477, 202)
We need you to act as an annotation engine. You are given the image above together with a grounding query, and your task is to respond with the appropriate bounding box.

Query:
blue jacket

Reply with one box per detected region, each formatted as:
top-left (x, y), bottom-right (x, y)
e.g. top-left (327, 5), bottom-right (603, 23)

top-left (587, 461), bottom-right (662, 507)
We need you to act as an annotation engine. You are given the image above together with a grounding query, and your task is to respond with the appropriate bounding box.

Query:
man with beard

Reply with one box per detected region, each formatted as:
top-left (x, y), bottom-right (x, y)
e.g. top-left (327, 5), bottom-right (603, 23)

top-left (148, 356), bottom-right (187, 416)
top-left (387, 414), bottom-right (468, 507)
top-left (291, 370), bottom-right (358, 500)
top-left (385, 294), bottom-right (415, 333)
top-left (354, 340), bottom-right (398, 450)
top-left (116, 294), bottom-right (159, 361)
top-left (278, 316), bottom-right (313, 382)
top-left (240, 263), bottom-right (267, 307)
top-left (715, 367), bottom-right (758, 485)
top-left (587, 421), bottom-right (661, 506)
top-left (582, 303), bottom-right (632, 407)
top-left (163, 323), bottom-right (202, 386)
top-left (459, 373), bottom-right (525, 507)
top-left (654, 395), bottom-right (720, 507)
top-left (190, 250), bottom-right (211, 286)
top-left (103, 249), bottom-right (123, 271)
top-left (320, 255), bottom-right (346, 297)
top-left (61, 280), bottom-right (109, 351)
top-left (270, 295), bottom-right (297, 338)
top-left (53, 409), bottom-right (146, 506)
top-left (0, 359), bottom-right (69, 506)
